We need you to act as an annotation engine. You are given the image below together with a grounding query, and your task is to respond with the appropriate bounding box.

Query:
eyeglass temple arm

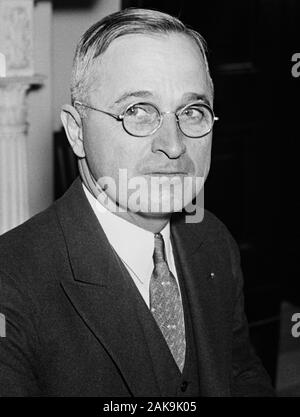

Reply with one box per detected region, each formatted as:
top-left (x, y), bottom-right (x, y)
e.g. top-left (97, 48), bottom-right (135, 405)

top-left (74, 101), bottom-right (122, 121)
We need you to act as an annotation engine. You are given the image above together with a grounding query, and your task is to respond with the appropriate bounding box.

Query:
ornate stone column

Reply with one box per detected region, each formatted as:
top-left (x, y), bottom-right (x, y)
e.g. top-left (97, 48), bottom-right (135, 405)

top-left (0, 0), bottom-right (44, 234)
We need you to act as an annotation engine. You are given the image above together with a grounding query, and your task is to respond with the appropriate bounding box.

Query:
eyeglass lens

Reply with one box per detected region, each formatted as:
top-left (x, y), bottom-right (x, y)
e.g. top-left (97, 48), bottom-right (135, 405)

top-left (123, 102), bottom-right (213, 138)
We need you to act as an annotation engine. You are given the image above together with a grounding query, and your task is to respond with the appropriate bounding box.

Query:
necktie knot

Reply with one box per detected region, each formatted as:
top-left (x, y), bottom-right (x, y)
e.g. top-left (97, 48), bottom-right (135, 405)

top-left (153, 233), bottom-right (166, 264)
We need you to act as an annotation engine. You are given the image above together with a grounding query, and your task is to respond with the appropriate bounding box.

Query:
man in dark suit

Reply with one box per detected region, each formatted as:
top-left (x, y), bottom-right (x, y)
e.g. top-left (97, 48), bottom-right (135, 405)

top-left (0, 8), bottom-right (274, 396)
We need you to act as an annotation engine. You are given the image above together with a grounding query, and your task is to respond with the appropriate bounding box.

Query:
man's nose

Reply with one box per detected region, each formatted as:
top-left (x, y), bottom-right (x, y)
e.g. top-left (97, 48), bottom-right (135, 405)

top-left (151, 114), bottom-right (186, 159)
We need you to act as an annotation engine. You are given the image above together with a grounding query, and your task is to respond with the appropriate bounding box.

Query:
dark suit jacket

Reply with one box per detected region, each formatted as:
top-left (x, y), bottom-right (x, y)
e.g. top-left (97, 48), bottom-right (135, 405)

top-left (0, 178), bottom-right (274, 396)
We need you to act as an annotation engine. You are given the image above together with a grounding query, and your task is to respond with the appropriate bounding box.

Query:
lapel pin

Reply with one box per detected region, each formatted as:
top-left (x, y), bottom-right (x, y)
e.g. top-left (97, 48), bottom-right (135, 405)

top-left (209, 272), bottom-right (215, 280)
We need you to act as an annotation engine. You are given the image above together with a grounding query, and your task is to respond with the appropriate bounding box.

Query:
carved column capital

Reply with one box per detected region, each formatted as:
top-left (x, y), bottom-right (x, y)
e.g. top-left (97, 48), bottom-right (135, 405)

top-left (0, 0), bottom-right (34, 77)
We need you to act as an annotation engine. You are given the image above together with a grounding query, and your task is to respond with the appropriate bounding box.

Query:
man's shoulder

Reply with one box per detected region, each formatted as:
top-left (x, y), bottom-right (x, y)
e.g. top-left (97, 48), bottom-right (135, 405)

top-left (0, 179), bottom-right (83, 274)
top-left (202, 209), bottom-right (236, 242)
top-left (173, 208), bottom-right (234, 242)
top-left (171, 208), bottom-right (240, 267)
top-left (0, 203), bottom-right (59, 272)
top-left (202, 209), bottom-right (230, 232)
top-left (203, 209), bottom-right (240, 255)
top-left (0, 178), bottom-right (81, 242)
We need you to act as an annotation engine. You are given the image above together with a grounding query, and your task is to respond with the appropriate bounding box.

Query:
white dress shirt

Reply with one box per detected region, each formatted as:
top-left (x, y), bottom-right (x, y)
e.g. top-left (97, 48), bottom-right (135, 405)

top-left (82, 183), bottom-right (181, 307)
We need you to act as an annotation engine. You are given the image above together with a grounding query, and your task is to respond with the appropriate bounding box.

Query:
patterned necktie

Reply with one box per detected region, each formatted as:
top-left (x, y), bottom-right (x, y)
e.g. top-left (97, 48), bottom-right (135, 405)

top-left (149, 233), bottom-right (186, 372)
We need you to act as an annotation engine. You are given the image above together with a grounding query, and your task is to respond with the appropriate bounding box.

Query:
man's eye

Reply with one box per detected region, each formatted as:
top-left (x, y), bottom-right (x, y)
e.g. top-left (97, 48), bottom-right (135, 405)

top-left (183, 108), bottom-right (202, 118)
top-left (126, 105), bottom-right (148, 117)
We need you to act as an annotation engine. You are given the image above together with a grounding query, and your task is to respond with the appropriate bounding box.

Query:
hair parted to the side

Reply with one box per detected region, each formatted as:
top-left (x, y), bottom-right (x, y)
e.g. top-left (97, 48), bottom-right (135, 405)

top-left (71, 8), bottom-right (214, 116)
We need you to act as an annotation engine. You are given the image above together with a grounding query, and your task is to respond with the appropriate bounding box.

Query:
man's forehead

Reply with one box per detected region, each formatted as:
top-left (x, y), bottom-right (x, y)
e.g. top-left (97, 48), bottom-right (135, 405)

top-left (101, 32), bottom-right (204, 62)
top-left (88, 32), bottom-right (211, 103)
top-left (90, 32), bottom-right (206, 76)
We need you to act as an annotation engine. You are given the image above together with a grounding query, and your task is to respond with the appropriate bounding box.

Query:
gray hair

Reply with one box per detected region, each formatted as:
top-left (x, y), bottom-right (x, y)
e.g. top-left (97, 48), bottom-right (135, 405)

top-left (71, 8), bottom-right (214, 116)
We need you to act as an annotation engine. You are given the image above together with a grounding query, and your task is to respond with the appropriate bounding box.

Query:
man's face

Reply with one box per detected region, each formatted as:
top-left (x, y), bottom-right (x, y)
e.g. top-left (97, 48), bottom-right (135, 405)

top-left (81, 33), bottom-right (213, 214)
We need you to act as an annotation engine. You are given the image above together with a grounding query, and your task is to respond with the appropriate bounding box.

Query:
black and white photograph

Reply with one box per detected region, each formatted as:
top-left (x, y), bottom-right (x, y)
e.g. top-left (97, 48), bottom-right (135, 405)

top-left (0, 0), bottom-right (299, 402)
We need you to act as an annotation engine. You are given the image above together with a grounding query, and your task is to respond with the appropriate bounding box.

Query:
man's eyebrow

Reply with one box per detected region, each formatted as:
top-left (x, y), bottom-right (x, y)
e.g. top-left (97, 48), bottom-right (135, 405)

top-left (114, 90), bottom-right (154, 105)
top-left (182, 92), bottom-right (211, 105)
top-left (113, 90), bottom-right (211, 106)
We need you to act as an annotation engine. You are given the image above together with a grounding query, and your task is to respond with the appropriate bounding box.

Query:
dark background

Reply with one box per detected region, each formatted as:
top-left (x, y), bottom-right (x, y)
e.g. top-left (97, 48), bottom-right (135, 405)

top-left (54, 0), bottom-right (300, 385)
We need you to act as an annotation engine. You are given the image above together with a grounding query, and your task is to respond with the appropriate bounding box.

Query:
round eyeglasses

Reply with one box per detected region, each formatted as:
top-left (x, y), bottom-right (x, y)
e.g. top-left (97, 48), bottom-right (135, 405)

top-left (74, 100), bottom-right (219, 138)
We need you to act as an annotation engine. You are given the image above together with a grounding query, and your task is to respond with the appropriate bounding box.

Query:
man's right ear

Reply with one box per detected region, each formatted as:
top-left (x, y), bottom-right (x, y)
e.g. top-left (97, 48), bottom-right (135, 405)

top-left (60, 104), bottom-right (85, 158)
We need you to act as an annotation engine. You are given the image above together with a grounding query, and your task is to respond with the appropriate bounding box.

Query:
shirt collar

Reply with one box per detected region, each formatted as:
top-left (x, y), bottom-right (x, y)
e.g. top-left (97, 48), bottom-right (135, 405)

top-left (82, 183), bottom-right (172, 284)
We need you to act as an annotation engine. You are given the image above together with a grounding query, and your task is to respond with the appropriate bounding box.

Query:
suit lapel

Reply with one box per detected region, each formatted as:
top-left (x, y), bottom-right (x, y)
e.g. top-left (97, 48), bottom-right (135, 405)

top-left (55, 179), bottom-right (160, 396)
top-left (171, 214), bottom-right (230, 396)
top-left (55, 179), bottom-right (230, 396)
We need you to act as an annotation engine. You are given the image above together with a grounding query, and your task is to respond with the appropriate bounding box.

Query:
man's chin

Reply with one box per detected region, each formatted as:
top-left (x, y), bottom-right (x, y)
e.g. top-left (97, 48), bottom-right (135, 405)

top-left (136, 211), bottom-right (172, 220)
top-left (125, 196), bottom-right (191, 215)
